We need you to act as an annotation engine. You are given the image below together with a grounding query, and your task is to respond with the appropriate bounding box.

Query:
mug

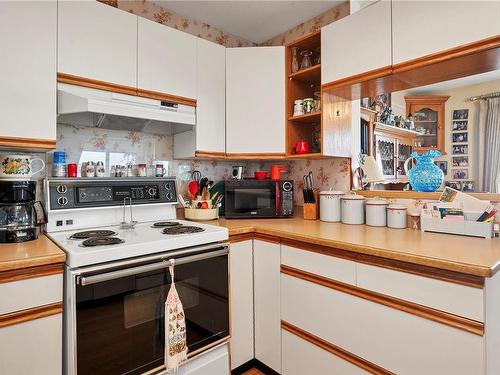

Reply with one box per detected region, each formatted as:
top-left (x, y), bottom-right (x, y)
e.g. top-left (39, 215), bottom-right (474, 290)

top-left (0, 154), bottom-right (45, 179)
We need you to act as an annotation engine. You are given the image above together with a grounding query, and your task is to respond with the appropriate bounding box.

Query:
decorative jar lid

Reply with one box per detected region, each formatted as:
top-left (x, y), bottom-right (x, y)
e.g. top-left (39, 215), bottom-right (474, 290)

top-left (319, 190), bottom-right (344, 196)
top-left (341, 194), bottom-right (365, 201)
top-left (366, 198), bottom-right (388, 206)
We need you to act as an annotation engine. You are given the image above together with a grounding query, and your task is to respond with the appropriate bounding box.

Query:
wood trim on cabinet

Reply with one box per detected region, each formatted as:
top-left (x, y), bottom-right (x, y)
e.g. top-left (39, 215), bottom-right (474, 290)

top-left (229, 233), bottom-right (254, 243)
top-left (281, 320), bottom-right (394, 375)
top-left (254, 233), bottom-right (280, 244)
top-left (392, 35), bottom-right (500, 74)
top-left (0, 302), bottom-right (62, 328)
top-left (281, 265), bottom-right (484, 336)
top-left (136, 88), bottom-right (196, 107)
top-left (0, 136), bottom-right (56, 150)
top-left (280, 238), bottom-right (484, 289)
top-left (57, 72), bottom-right (137, 96)
top-left (194, 150), bottom-right (226, 159)
top-left (321, 65), bottom-right (393, 92)
top-left (0, 263), bottom-right (64, 284)
top-left (354, 189), bottom-right (500, 203)
top-left (225, 153), bottom-right (286, 160)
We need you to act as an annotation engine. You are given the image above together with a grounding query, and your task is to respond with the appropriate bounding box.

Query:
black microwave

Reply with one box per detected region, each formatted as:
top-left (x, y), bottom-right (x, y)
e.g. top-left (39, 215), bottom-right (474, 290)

top-left (224, 179), bottom-right (294, 218)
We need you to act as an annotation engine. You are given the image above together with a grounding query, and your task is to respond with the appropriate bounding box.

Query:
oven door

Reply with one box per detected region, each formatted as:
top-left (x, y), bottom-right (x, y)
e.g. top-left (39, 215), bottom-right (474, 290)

top-left (225, 180), bottom-right (278, 218)
top-left (66, 243), bottom-right (229, 375)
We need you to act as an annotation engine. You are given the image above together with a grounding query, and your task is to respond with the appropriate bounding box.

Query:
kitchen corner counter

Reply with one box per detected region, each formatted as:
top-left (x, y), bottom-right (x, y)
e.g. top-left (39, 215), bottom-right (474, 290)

top-left (211, 216), bottom-right (500, 278)
top-left (0, 235), bottom-right (66, 273)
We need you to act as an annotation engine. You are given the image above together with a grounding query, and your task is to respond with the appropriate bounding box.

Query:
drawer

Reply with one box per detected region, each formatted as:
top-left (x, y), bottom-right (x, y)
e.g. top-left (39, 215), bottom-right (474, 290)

top-left (281, 273), bottom-right (484, 374)
top-left (0, 274), bottom-right (63, 315)
top-left (282, 329), bottom-right (368, 375)
top-left (357, 263), bottom-right (484, 322)
top-left (281, 245), bottom-right (356, 285)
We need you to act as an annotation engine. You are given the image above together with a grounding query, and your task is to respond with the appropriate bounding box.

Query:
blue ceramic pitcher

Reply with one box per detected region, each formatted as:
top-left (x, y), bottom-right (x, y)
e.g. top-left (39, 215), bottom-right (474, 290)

top-left (404, 150), bottom-right (444, 192)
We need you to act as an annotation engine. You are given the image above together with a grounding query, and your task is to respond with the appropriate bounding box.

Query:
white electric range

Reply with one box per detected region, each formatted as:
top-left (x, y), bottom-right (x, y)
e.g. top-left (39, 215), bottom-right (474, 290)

top-left (45, 178), bottom-right (230, 375)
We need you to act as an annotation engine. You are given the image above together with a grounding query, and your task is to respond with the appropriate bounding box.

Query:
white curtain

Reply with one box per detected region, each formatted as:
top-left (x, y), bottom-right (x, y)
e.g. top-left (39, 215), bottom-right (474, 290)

top-left (477, 97), bottom-right (500, 193)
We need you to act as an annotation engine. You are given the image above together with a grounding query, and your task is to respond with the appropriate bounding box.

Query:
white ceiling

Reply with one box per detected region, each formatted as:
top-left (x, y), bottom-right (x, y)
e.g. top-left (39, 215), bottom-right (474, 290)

top-left (153, 1), bottom-right (343, 43)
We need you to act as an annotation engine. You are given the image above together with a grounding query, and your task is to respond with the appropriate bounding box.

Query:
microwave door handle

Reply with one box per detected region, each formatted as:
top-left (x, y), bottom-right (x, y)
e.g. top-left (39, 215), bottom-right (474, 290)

top-left (276, 183), bottom-right (280, 216)
top-left (78, 248), bottom-right (229, 286)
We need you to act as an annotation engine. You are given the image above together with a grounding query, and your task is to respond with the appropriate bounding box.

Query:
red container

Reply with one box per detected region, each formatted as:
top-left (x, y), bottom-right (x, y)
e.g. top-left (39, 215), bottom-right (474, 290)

top-left (254, 171), bottom-right (268, 180)
top-left (67, 163), bottom-right (77, 178)
top-left (294, 140), bottom-right (310, 154)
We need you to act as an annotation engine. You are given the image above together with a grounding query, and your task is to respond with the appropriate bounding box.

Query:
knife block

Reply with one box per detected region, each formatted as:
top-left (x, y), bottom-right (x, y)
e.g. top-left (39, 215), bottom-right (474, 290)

top-left (303, 190), bottom-right (319, 220)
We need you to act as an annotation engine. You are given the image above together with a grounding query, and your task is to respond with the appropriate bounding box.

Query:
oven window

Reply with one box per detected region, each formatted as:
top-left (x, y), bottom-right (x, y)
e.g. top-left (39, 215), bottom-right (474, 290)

top-left (75, 255), bottom-right (229, 375)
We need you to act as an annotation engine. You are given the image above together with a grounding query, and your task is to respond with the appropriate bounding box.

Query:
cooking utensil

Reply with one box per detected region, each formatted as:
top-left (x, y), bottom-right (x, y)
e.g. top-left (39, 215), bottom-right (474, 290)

top-left (199, 177), bottom-right (209, 198)
top-left (188, 180), bottom-right (198, 197)
top-left (191, 170), bottom-right (201, 182)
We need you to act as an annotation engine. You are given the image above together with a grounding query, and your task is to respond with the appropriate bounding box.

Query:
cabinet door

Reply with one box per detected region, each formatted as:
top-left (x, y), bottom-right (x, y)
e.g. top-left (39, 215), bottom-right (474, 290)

top-left (58, 1), bottom-right (137, 87)
top-left (321, 1), bottom-right (392, 84)
top-left (410, 104), bottom-right (443, 152)
top-left (393, 1), bottom-right (500, 65)
top-left (254, 239), bottom-right (281, 373)
top-left (375, 134), bottom-right (396, 179)
top-left (0, 1), bottom-right (56, 142)
top-left (226, 47), bottom-right (285, 155)
top-left (0, 314), bottom-right (62, 375)
top-left (229, 240), bottom-right (254, 370)
top-left (138, 17), bottom-right (196, 99)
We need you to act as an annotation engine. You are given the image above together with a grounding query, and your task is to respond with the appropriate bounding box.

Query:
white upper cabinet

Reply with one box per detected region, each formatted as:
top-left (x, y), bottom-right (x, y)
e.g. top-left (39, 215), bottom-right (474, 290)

top-left (173, 38), bottom-right (225, 158)
top-left (392, 1), bottom-right (500, 65)
top-left (321, 0), bottom-right (392, 84)
top-left (0, 1), bottom-right (57, 142)
top-left (226, 47), bottom-right (285, 155)
top-left (138, 17), bottom-right (197, 99)
top-left (58, 1), bottom-right (137, 87)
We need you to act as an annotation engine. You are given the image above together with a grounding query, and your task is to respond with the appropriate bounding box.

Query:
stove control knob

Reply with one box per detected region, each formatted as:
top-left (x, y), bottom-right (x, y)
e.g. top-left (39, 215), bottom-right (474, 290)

top-left (282, 181), bottom-right (292, 192)
top-left (164, 182), bottom-right (172, 191)
top-left (148, 188), bottom-right (157, 196)
top-left (56, 185), bottom-right (68, 194)
top-left (166, 192), bottom-right (173, 200)
top-left (57, 196), bottom-right (68, 206)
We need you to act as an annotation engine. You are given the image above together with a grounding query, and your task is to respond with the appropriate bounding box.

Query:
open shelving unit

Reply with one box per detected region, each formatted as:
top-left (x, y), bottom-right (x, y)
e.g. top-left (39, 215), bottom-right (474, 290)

top-left (285, 31), bottom-right (323, 158)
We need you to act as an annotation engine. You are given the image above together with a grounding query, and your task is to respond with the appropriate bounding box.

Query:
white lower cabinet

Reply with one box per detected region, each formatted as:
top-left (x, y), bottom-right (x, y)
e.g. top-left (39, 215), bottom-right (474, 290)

top-left (282, 330), bottom-right (367, 375)
top-left (0, 314), bottom-right (62, 375)
top-left (254, 239), bottom-right (281, 373)
top-left (281, 274), bottom-right (484, 374)
top-left (229, 240), bottom-right (254, 369)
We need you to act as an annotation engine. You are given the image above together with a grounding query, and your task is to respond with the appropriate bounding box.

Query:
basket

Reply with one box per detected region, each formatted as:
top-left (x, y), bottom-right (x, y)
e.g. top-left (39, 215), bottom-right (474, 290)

top-left (184, 208), bottom-right (219, 221)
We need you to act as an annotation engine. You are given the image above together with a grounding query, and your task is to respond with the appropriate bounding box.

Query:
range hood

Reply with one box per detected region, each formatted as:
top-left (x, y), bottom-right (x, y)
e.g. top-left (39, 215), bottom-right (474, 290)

top-left (57, 83), bottom-right (196, 135)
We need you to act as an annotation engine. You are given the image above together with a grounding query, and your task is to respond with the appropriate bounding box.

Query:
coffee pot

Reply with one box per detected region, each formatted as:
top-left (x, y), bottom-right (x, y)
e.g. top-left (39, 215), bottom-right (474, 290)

top-left (0, 181), bottom-right (46, 243)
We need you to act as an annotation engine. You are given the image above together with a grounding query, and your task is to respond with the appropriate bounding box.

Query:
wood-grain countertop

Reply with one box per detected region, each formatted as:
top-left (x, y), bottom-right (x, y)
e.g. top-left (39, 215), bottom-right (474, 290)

top-left (210, 216), bottom-right (500, 278)
top-left (0, 235), bottom-right (66, 272)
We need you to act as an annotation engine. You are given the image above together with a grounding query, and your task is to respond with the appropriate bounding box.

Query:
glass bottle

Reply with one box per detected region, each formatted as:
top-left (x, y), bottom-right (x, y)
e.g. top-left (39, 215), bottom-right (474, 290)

top-left (300, 50), bottom-right (313, 70)
top-left (291, 47), bottom-right (299, 73)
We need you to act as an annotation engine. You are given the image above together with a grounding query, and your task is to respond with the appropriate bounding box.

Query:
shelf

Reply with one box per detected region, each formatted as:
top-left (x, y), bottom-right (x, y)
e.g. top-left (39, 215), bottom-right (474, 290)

top-left (374, 122), bottom-right (421, 137)
top-left (288, 64), bottom-right (321, 84)
top-left (414, 120), bottom-right (437, 123)
top-left (416, 134), bottom-right (437, 137)
top-left (286, 152), bottom-right (326, 159)
top-left (288, 111), bottom-right (321, 123)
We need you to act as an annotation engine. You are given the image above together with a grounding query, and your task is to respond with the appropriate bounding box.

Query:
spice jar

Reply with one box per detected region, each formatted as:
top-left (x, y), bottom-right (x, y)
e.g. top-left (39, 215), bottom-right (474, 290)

top-left (155, 164), bottom-right (166, 177)
top-left (85, 161), bottom-right (95, 177)
top-left (137, 163), bottom-right (147, 177)
top-left (96, 161), bottom-right (105, 178)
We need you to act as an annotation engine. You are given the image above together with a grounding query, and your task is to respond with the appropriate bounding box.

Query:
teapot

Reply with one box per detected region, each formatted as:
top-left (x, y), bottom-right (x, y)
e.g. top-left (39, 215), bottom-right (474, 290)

top-left (404, 150), bottom-right (443, 192)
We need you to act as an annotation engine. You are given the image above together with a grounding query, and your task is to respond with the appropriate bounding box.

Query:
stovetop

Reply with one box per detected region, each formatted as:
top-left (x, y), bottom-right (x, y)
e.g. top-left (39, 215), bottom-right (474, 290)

top-left (47, 220), bottom-right (228, 268)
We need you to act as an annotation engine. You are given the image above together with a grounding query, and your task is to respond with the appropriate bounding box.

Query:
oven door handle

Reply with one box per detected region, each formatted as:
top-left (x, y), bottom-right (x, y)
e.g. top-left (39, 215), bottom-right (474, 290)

top-left (78, 248), bottom-right (229, 286)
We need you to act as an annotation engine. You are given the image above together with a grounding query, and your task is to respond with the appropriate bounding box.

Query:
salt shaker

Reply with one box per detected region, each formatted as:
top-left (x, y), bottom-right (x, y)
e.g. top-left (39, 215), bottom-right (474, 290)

top-left (85, 161), bottom-right (95, 178)
top-left (126, 164), bottom-right (134, 177)
top-left (96, 161), bottom-right (105, 178)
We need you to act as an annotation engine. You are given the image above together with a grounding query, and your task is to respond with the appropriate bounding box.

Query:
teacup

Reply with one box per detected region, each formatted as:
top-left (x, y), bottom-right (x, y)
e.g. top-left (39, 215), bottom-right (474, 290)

top-left (0, 154), bottom-right (45, 179)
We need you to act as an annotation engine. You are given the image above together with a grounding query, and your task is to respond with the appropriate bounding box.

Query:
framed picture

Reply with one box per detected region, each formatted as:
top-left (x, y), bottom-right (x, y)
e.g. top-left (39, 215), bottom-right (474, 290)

top-left (462, 180), bottom-right (475, 192)
top-left (452, 132), bottom-right (468, 143)
top-left (453, 109), bottom-right (469, 120)
top-left (452, 156), bottom-right (469, 167)
top-left (372, 93), bottom-right (391, 113)
top-left (452, 144), bottom-right (468, 155)
top-left (360, 97), bottom-right (371, 109)
top-left (452, 169), bottom-right (468, 180)
top-left (452, 120), bottom-right (468, 131)
top-left (435, 161), bottom-right (448, 175)
top-left (445, 181), bottom-right (462, 190)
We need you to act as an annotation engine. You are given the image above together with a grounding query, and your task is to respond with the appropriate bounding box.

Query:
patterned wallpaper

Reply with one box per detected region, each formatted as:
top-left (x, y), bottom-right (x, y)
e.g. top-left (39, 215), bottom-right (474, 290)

top-left (261, 1), bottom-right (350, 46)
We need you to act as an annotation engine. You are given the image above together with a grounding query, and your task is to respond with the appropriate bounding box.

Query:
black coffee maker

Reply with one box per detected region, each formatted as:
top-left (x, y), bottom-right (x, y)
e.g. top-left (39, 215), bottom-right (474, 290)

top-left (0, 181), bottom-right (46, 243)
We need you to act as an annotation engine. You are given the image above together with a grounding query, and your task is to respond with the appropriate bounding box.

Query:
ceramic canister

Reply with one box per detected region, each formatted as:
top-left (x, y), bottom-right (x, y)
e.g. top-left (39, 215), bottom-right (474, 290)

top-left (387, 204), bottom-right (407, 229)
top-left (319, 190), bottom-right (344, 222)
top-left (341, 194), bottom-right (365, 225)
top-left (365, 198), bottom-right (388, 227)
